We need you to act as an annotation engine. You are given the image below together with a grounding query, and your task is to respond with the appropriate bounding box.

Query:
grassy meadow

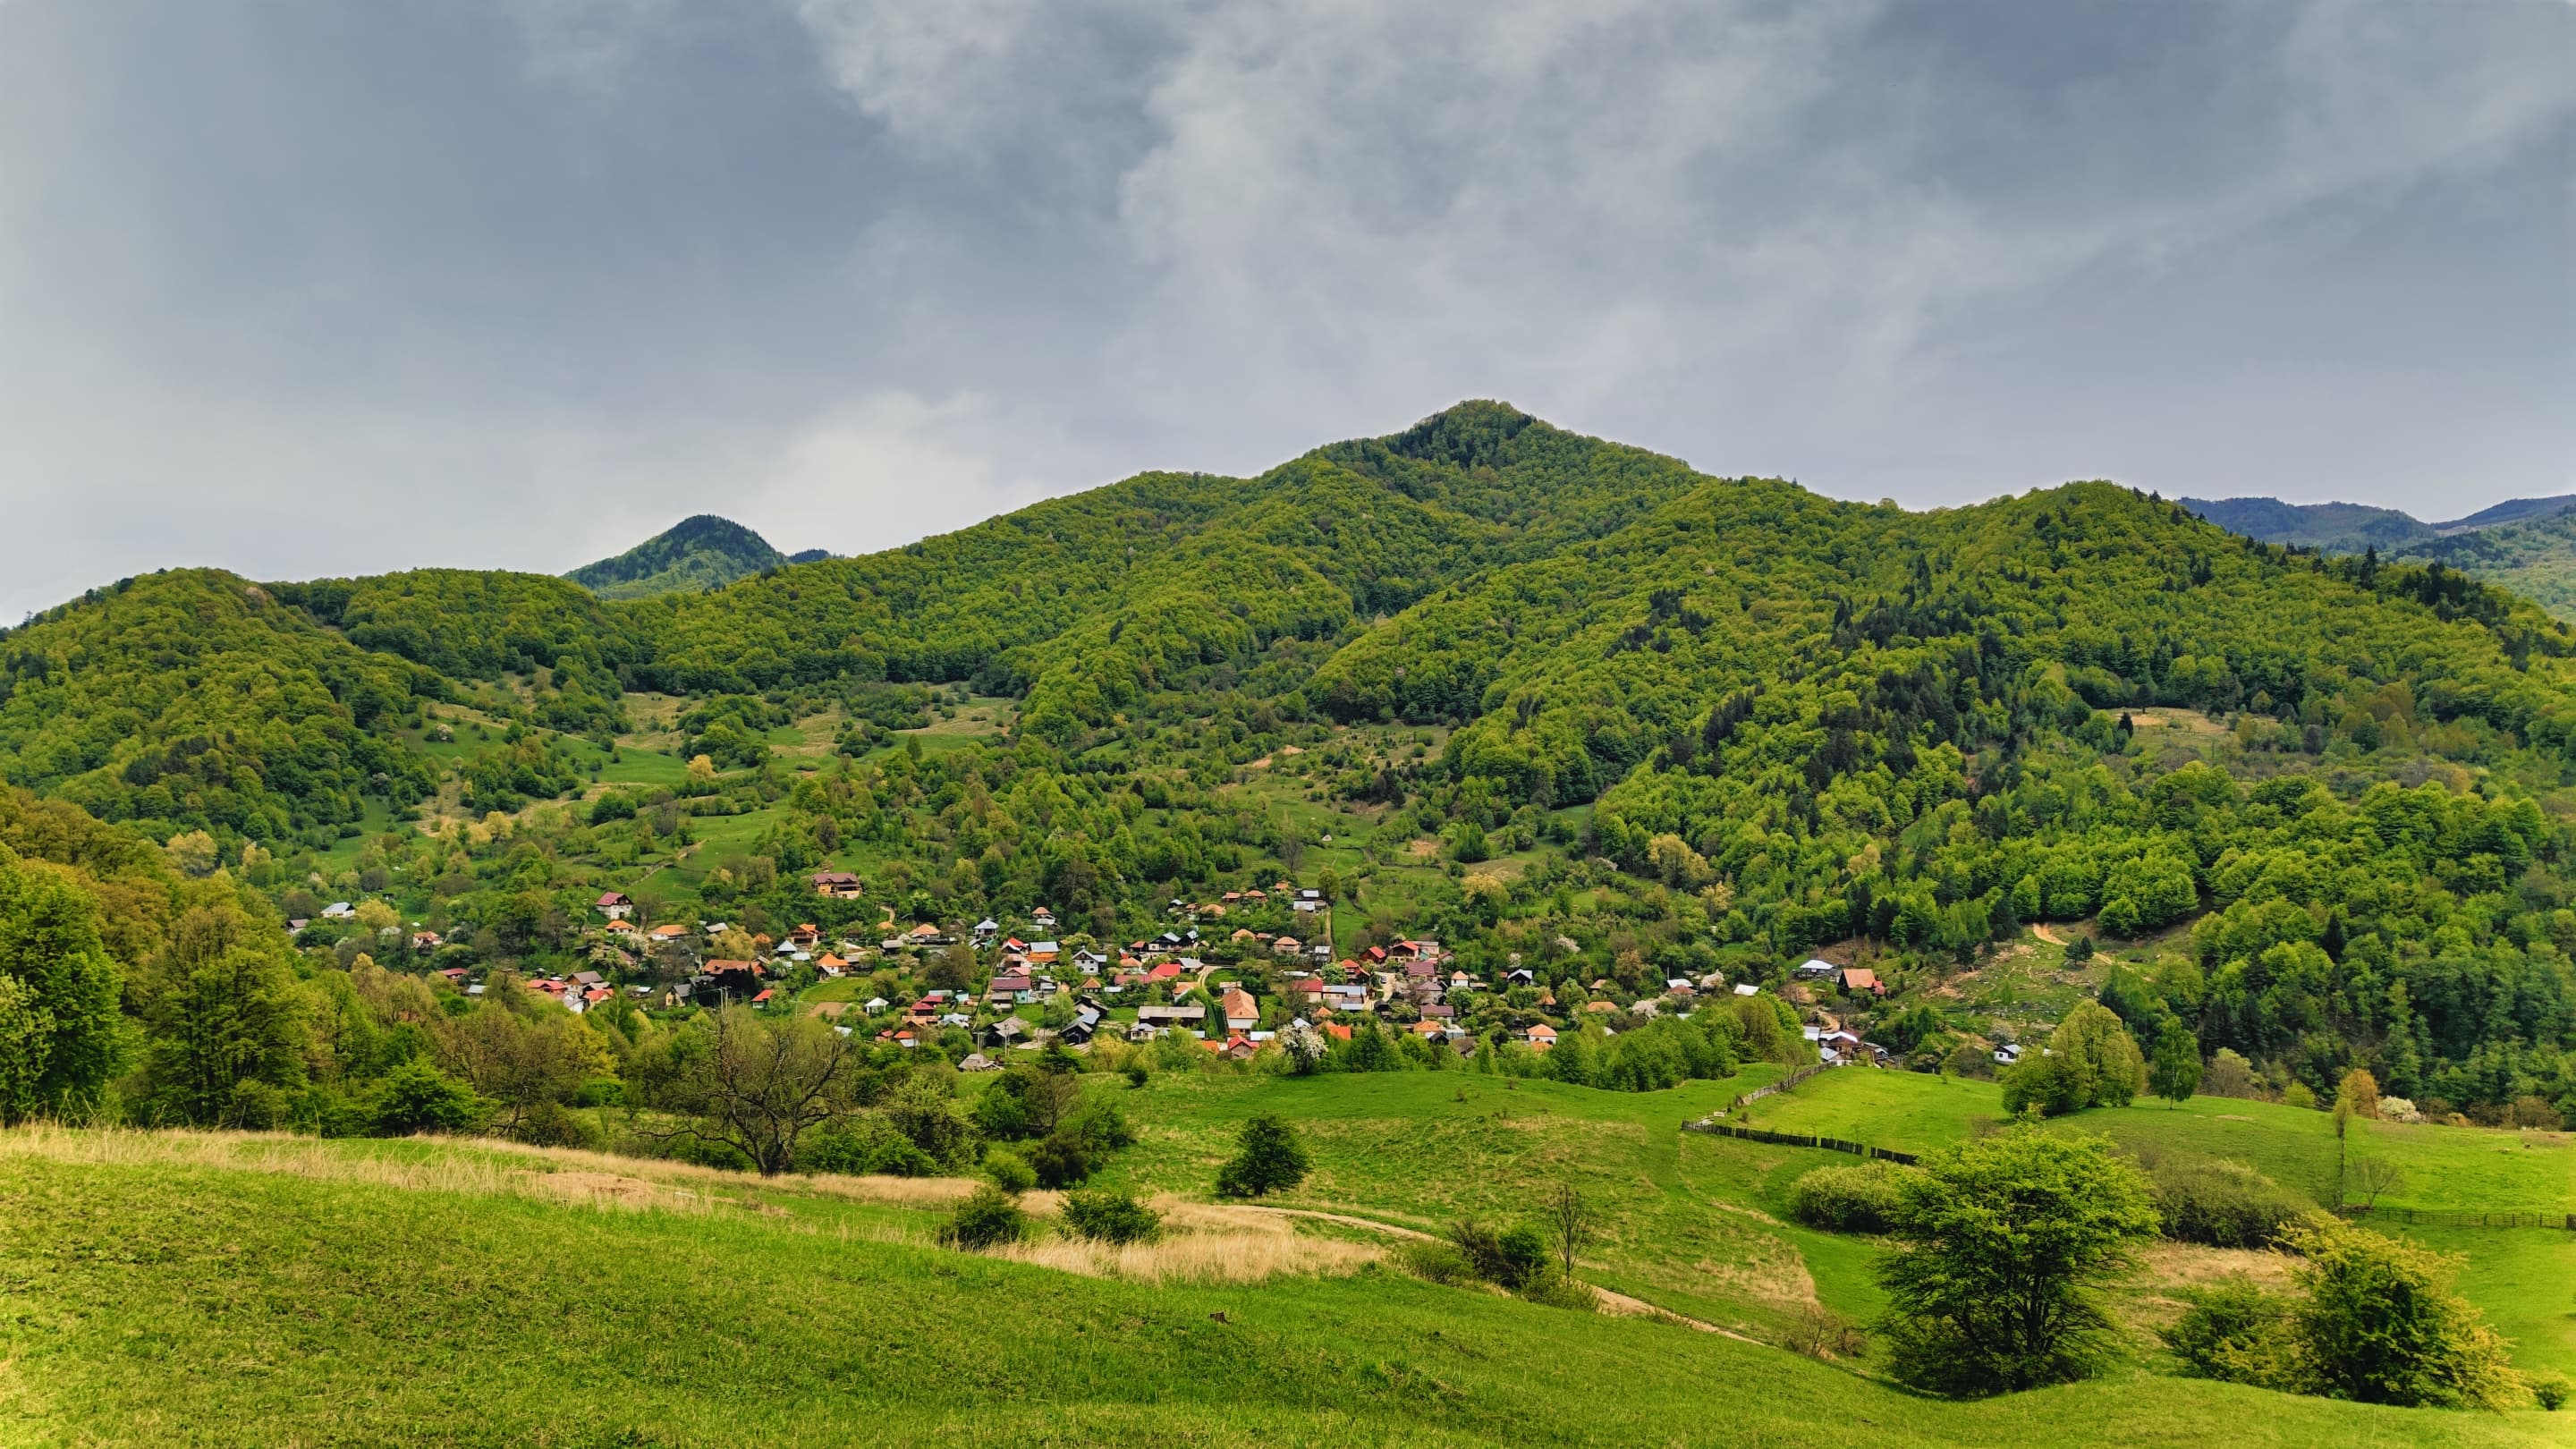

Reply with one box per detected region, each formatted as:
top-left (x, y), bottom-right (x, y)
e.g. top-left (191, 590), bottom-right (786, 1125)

top-left (0, 1123), bottom-right (2559, 1449)
top-left (1088, 1066), bottom-right (2576, 1388)
top-left (1740, 1067), bottom-right (2576, 1215)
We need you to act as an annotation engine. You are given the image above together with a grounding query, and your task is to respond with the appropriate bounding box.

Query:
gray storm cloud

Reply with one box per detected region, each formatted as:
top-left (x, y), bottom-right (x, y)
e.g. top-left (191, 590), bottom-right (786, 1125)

top-left (0, 0), bottom-right (2566, 618)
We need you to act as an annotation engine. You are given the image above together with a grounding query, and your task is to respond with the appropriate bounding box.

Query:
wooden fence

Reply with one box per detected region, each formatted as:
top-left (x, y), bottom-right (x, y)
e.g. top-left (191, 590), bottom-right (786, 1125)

top-left (1727, 1063), bottom-right (1824, 1112)
top-left (1684, 1119), bottom-right (1919, 1165)
top-left (2334, 1206), bottom-right (2575, 1231)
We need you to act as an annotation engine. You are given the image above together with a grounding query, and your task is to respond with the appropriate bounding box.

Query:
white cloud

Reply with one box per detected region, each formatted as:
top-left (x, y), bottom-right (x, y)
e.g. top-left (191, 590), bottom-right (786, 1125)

top-left (0, 0), bottom-right (2565, 616)
top-left (746, 391), bottom-right (1055, 554)
top-left (785, 0), bottom-right (2570, 496)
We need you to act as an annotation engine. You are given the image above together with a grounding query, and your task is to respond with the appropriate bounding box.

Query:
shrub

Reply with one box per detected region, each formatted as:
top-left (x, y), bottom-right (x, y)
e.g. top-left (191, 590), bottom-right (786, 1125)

top-left (2164, 1220), bottom-right (2526, 1411)
top-left (2510, 1095), bottom-right (2564, 1130)
top-left (2202, 1047), bottom-right (2258, 1098)
top-left (224, 1079), bottom-right (292, 1131)
top-left (1518, 1267), bottom-right (1598, 1311)
top-left (866, 1134), bottom-right (939, 1177)
top-left (794, 1119), bottom-right (875, 1175)
top-left (1026, 1131), bottom-right (1091, 1189)
top-left (2283, 1216), bottom-right (2522, 1410)
top-left (982, 1147), bottom-right (1038, 1193)
top-left (2163, 1280), bottom-right (2303, 1387)
top-left (1449, 1219), bottom-right (1549, 1290)
top-left (2148, 1157), bottom-right (2307, 1249)
top-left (1061, 1188), bottom-right (1162, 1244)
top-left (2529, 1371), bottom-right (2568, 1411)
top-left (1394, 1240), bottom-right (1478, 1286)
top-left (1786, 1160), bottom-right (1911, 1233)
top-left (1070, 1097), bottom-right (1136, 1152)
top-left (1783, 1302), bottom-right (1868, 1360)
top-left (372, 1060), bottom-right (479, 1135)
top-left (941, 1185), bottom-right (1026, 1250)
top-left (1214, 1112), bottom-right (1309, 1198)
top-left (1941, 1042), bottom-right (1996, 1080)
top-left (884, 1077), bottom-right (978, 1168)
top-left (516, 1098), bottom-right (603, 1150)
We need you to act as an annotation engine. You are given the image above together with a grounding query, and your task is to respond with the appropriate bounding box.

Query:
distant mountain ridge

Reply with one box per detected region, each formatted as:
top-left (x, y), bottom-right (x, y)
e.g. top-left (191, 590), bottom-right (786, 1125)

top-left (2181, 494), bottom-right (2576, 551)
top-left (566, 515), bottom-right (806, 598)
top-left (2182, 493), bottom-right (2576, 620)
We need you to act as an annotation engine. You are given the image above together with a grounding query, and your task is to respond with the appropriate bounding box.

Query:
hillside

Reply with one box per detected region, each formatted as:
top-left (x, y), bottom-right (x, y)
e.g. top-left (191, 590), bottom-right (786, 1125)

top-left (2, 1120), bottom-right (2558, 1448)
top-left (0, 399), bottom-right (2571, 1123)
top-left (4, 402), bottom-right (2575, 1437)
top-left (566, 514), bottom-right (792, 599)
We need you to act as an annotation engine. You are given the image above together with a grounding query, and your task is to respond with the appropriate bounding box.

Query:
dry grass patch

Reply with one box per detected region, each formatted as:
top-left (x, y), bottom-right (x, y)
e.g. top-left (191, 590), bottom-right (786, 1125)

top-left (0, 1126), bottom-right (1007, 1220)
top-left (0, 1126), bottom-right (713, 1216)
top-left (989, 1196), bottom-right (1384, 1284)
top-left (2137, 1241), bottom-right (2297, 1293)
top-left (1691, 1250), bottom-right (1818, 1310)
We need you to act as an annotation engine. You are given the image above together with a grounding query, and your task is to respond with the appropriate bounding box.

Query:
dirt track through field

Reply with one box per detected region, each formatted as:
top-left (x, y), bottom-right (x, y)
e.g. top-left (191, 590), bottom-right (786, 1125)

top-left (1240, 1206), bottom-right (1436, 1240)
top-left (1591, 1288), bottom-right (1762, 1343)
top-left (1240, 1206), bottom-right (1764, 1343)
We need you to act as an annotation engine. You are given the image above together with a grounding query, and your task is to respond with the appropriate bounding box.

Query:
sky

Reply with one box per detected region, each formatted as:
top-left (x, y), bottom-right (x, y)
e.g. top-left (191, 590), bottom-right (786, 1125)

top-left (1, 0), bottom-right (2569, 619)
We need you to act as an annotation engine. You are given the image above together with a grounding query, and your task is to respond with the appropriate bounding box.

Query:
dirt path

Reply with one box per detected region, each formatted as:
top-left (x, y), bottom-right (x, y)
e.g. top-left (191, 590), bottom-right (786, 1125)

top-left (2031, 922), bottom-right (2066, 945)
top-left (1592, 1288), bottom-right (1763, 1343)
top-left (1240, 1206), bottom-right (1436, 1241)
top-left (1243, 1207), bottom-right (1765, 1343)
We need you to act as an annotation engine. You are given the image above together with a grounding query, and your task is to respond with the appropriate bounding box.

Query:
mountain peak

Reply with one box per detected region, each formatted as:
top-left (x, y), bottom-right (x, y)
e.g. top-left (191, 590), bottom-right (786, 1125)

top-left (567, 515), bottom-right (791, 598)
top-left (1380, 401), bottom-right (1545, 470)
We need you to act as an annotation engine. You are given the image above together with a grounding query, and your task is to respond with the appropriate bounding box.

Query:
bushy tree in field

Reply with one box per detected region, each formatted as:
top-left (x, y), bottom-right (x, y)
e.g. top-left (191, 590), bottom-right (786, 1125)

top-left (2148, 1019), bottom-right (2201, 1107)
top-left (1875, 1131), bottom-right (2157, 1396)
top-left (372, 1058), bottom-right (479, 1134)
top-left (1063, 1187), bottom-right (1162, 1244)
top-left (636, 1007), bottom-right (860, 1175)
top-left (2000, 1002), bottom-right (2144, 1117)
top-left (1215, 1112), bottom-right (1309, 1198)
top-left (942, 1184), bottom-right (1025, 1250)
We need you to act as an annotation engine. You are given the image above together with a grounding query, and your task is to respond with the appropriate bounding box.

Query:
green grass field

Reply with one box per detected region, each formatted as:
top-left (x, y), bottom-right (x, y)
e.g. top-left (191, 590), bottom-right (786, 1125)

top-left (1, 1126), bottom-right (2555, 1448)
top-left (1743, 1069), bottom-right (2576, 1215)
top-left (2397, 1225), bottom-right (2576, 1381)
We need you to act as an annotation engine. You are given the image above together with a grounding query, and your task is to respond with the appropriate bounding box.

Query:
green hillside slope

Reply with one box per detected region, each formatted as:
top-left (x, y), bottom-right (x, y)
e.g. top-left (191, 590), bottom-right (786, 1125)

top-left (567, 514), bottom-right (791, 598)
top-left (1, 402), bottom-right (2572, 1123)
top-left (2, 1130), bottom-right (2552, 1449)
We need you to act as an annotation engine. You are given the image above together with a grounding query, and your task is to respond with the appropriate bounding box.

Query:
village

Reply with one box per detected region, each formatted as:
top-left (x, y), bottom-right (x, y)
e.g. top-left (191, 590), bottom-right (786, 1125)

top-left (454, 870), bottom-right (1945, 1075)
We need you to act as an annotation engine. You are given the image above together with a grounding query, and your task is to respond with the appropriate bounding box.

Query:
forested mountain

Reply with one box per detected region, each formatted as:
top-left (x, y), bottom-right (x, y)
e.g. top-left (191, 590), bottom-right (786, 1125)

top-left (2181, 496), bottom-right (2434, 552)
top-left (3, 401), bottom-right (2574, 1126)
top-left (2185, 494), bottom-right (2576, 620)
top-left (567, 514), bottom-right (793, 598)
top-left (2401, 511), bottom-right (2576, 623)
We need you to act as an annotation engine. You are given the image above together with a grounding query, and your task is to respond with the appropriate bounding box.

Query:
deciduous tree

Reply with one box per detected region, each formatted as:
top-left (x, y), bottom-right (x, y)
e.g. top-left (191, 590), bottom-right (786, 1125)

top-left (1875, 1130), bottom-right (2157, 1396)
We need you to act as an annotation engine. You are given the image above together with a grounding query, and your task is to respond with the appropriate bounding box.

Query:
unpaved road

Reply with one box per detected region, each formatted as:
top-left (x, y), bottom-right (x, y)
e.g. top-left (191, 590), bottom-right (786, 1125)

top-left (1243, 1206), bottom-right (1763, 1343)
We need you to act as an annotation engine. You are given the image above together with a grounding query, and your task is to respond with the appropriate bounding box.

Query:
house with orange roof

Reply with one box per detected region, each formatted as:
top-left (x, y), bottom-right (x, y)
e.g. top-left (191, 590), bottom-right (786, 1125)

top-left (1220, 987), bottom-right (1258, 1033)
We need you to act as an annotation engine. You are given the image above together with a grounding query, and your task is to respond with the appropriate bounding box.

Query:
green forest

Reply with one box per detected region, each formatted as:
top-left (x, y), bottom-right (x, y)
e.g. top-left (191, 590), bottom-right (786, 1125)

top-left (1, 402), bottom-right (2572, 1131)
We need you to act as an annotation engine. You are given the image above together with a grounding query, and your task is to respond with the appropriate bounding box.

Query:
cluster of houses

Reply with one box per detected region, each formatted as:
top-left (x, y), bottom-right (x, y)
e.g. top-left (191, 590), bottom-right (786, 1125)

top-left (464, 876), bottom-right (1925, 1072)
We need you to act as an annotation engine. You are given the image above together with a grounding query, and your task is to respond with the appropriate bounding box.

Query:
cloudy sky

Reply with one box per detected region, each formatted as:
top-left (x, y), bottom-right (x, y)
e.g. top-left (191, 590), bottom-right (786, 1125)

top-left (1, 1), bottom-right (2568, 618)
